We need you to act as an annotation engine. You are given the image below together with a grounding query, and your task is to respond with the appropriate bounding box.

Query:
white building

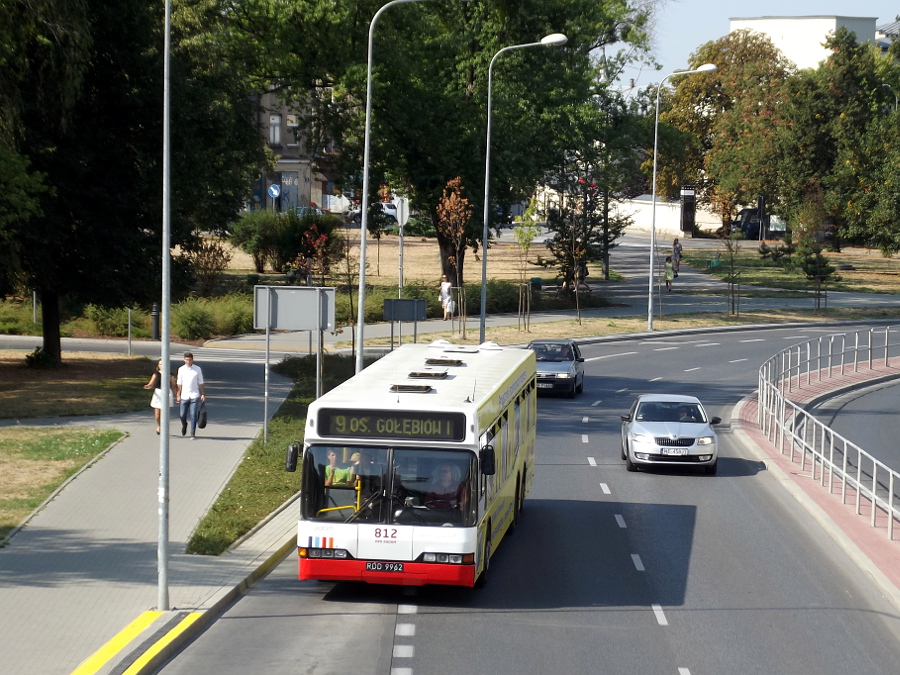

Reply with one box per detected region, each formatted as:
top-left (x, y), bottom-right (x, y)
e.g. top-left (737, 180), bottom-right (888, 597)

top-left (729, 16), bottom-right (878, 69)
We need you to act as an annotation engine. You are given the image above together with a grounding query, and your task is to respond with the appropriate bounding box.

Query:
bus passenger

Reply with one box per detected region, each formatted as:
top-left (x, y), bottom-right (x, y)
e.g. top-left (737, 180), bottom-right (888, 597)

top-left (323, 449), bottom-right (352, 486)
top-left (425, 463), bottom-right (465, 510)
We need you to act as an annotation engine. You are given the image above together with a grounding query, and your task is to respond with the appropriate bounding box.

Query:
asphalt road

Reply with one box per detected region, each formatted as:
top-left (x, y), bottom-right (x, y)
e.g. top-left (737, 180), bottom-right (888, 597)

top-left (154, 324), bottom-right (900, 675)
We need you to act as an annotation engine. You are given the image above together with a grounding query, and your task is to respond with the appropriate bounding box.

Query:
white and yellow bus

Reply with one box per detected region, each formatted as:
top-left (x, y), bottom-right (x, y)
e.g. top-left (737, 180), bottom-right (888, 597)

top-left (285, 340), bottom-right (537, 587)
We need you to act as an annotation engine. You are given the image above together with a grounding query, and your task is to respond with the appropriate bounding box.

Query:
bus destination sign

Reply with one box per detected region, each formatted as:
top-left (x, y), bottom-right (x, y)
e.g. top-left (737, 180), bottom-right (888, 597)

top-left (318, 408), bottom-right (466, 441)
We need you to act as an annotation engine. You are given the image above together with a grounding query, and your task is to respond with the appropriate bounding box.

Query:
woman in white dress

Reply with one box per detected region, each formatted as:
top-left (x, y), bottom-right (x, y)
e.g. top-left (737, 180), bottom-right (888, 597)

top-left (143, 360), bottom-right (177, 435)
top-left (439, 274), bottom-right (453, 320)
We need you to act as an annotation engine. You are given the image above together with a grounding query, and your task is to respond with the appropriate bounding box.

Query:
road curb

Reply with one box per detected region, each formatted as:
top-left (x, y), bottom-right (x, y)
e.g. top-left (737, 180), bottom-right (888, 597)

top-left (731, 396), bottom-right (900, 614)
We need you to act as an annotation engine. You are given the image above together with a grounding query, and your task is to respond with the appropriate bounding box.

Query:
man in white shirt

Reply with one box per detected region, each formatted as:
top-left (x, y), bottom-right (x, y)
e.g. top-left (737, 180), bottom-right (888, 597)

top-left (176, 351), bottom-right (205, 438)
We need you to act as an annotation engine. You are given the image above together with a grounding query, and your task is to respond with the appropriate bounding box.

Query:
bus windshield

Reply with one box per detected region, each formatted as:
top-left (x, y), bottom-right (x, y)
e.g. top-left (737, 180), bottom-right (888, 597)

top-left (301, 445), bottom-right (477, 527)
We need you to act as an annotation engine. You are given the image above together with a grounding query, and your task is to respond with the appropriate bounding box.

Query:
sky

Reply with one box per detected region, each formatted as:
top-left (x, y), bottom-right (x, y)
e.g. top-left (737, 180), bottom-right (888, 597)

top-left (617, 0), bottom-right (899, 89)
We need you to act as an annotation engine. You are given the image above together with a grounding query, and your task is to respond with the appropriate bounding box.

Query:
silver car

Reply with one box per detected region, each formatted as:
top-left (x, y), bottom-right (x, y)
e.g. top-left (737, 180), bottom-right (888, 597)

top-left (527, 339), bottom-right (585, 398)
top-left (620, 394), bottom-right (721, 474)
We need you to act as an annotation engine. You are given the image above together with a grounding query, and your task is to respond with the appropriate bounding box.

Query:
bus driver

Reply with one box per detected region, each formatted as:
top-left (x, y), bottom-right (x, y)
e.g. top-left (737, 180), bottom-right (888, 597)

top-left (425, 463), bottom-right (465, 510)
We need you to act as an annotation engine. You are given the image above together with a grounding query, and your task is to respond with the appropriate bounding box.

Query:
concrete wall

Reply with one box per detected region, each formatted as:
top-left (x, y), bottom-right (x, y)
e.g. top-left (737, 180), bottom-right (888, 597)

top-left (614, 198), bottom-right (722, 238)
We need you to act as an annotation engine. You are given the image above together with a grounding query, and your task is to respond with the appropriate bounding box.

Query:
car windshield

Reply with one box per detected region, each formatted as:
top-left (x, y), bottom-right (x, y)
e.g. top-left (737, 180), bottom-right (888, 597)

top-left (636, 402), bottom-right (705, 423)
top-left (300, 445), bottom-right (477, 527)
top-left (531, 343), bottom-right (573, 361)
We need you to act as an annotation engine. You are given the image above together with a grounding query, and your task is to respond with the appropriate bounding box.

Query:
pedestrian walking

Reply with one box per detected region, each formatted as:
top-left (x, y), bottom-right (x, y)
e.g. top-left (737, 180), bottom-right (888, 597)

top-left (143, 359), bottom-right (176, 435)
top-left (176, 351), bottom-right (205, 438)
top-left (672, 238), bottom-right (683, 277)
top-left (439, 274), bottom-right (453, 320)
top-left (665, 255), bottom-right (674, 292)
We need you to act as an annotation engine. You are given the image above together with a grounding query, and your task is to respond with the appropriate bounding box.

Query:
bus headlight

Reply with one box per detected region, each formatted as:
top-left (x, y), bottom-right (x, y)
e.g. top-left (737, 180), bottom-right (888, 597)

top-left (421, 552), bottom-right (472, 564)
top-left (300, 547), bottom-right (349, 559)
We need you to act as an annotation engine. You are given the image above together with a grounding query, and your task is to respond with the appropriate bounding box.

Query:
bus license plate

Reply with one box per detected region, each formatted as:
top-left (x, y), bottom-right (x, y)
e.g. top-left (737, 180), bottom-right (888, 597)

top-left (662, 448), bottom-right (687, 456)
top-left (365, 562), bottom-right (404, 572)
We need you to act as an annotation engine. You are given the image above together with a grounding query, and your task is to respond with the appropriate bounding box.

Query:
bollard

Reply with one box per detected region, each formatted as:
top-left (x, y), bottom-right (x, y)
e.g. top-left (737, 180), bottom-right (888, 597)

top-left (151, 302), bottom-right (160, 341)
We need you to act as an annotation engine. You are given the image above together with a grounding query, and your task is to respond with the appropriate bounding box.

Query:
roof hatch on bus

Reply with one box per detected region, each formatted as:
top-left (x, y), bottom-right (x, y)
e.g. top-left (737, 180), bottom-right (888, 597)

top-left (389, 384), bottom-right (434, 393)
top-left (408, 368), bottom-right (449, 379)
top-left (425, 357), bottom-right (464, 367)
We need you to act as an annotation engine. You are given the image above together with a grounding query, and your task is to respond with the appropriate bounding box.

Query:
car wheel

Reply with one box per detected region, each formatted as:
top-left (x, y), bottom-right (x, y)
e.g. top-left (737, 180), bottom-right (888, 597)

top-left (704, 461), bottom-right (718, 475)
top-left (567, 381), bottom-right (576, 398)
top-left (576, 376), bottom-right (584, 394)
top-left (620, 437), bottom-right (627, 461)
top-left (625, 446), bottom-right (637, 472)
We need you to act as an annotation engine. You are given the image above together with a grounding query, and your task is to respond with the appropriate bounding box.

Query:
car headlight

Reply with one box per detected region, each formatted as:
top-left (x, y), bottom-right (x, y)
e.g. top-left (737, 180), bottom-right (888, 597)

top-left (632, 433), bottom-right (654, 445)
top-left (697, 436), bottom-right (715, 445)
top-left (556, 372), bottom-right (572, 379)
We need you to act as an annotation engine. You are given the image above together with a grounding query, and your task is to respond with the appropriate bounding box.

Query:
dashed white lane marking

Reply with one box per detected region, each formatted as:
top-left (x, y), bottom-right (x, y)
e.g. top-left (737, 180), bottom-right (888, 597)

top-left (652, 604), bottom-right (669, 626)
top-left (729, 358), bottom-right (748, 363)
top-left (587, 352), bottom-right (638, 361)
top-left (600, 483), bottom-right (611, 495)
top-left (631, 554), bottom-right (645, 571)
top-left (695, 342), bottom-right (719, 347)
top-left (654, 346), bottom-right (679, 351)
top-left (616, 388), bottom-right (629, 393)
top-left (391, 669), bottom-right (413, 675)
top-left (582, 416), bottom-right (589, 423)
top-left (393, 645), bottom-right (414, 658)
top-left (649, 376), bottom-right (663, 382)
top-left (582, 434), bottom-right (589, 444)
top-left (679, 669), bottom-right (692, 675)
top-left (783, 335), bottom-right (810, 339)
top-left (395, 624), bottom-right (416, 637)
top-left (591, 400), bottom-right (602, 407)
top-left (615, 514), bottom-right (626, 528)
top-left (684, 367), bottom-right (701, 372)
top-left (740, 338), bottom-right (765, 343)
top-left (587, 456), bottom-right (597, 466)
top-left (398, 604), bottom-right (417, 614)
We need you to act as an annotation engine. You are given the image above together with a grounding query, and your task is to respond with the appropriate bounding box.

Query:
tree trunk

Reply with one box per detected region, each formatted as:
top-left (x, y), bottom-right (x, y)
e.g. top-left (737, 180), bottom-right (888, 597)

top-left (435, 229), bottom-right (465, 286)
top-left (40, 287), bottom-right (63, 366)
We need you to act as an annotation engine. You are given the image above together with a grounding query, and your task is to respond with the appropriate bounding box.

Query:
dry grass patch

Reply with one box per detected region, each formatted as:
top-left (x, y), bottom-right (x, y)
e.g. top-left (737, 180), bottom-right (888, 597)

top-left (0, 350), bottom-right (152, 419)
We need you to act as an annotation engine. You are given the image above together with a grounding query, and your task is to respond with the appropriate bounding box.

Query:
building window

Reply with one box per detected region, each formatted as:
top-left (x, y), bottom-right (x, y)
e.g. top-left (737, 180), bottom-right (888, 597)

top-left (269, 114), bottom-right (281, 145)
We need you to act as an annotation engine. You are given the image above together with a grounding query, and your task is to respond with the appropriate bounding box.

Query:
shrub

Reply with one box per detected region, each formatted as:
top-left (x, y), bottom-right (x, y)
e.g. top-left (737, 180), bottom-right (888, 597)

top-left (212, 294), bottom-right (254, 336)
top-left (172, 298), bottom-right (215, 340)
top-left (83, 305), bottom-right (147, 337)
top-left (25, 347), bottom-right (55, 368)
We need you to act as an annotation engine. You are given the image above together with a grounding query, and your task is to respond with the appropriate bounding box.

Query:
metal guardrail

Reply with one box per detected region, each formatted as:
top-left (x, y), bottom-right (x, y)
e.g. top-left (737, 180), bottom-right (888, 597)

top-left (757, 326), bottom-right (900, 539)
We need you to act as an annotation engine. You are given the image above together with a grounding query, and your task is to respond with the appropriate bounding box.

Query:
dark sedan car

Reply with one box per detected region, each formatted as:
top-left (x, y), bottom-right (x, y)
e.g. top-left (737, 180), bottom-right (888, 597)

top-left (527, 339), bottom-right (585, 397)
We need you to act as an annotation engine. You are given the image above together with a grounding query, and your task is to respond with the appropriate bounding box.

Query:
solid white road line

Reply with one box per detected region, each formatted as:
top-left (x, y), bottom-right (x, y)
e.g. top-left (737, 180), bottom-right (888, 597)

top-left (652, 604), bottom-right (668, 626)
top-left (615, 514), bottom-right (626, 528)
top-left (631, 554), bottom-right (645, 571)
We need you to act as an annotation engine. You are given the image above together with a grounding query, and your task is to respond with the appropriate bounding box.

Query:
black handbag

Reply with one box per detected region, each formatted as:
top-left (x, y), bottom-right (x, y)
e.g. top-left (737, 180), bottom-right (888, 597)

top-left (198, 401), bottom-right (208, 429)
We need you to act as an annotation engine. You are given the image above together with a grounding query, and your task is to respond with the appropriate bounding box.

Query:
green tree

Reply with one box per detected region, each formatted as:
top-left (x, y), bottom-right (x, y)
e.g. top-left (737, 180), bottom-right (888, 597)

top-left (657, 29), bottom-right (793, 223)
top-left (3, 0), bottom-right (265, 364)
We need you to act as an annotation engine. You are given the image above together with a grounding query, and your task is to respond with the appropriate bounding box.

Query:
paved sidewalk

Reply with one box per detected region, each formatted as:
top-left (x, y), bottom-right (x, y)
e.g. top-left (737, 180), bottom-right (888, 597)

top-left (0, 358), bottom-right (294, 675)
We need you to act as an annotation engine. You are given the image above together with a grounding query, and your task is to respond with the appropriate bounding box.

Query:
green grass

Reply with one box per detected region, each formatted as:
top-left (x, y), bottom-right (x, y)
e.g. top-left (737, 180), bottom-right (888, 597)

top-left (185, 353), bottom-right (371, 555)
top-left (0, 428), bottom-right (124, 541)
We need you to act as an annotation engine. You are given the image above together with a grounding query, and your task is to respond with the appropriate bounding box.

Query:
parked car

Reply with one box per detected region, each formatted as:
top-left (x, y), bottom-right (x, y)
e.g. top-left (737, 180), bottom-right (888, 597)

top-left (527, 339), bottom-right (585, 397)
top-left (620, 394), bottom-right (721, 474)
top-left (295, 206), bottom-right (325, 217)
top-left (349, 202), bottom-right (397, 225)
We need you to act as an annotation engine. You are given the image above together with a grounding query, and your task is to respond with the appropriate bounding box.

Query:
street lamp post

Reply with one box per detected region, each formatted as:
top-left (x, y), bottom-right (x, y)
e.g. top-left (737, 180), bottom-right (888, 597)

top-left (355, 0), bottom-right (472, 373)
top-left (648, 63), bottom-right (717, 331)
top-left (479, 33), bottom-right (567, 344)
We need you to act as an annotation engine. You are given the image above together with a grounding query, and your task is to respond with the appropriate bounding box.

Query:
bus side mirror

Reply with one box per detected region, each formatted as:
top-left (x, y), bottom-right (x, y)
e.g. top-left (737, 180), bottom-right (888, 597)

top-left (285, 442), bottom-right (301, 472)
top-left (480, 445), bottom-right (496, 476)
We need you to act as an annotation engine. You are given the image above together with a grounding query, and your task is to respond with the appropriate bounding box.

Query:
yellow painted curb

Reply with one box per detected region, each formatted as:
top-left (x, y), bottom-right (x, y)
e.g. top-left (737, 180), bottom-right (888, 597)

top-left (122, 612), bottom-right (203, 675)
top-left (70, 611), bottom-right (163, 675)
